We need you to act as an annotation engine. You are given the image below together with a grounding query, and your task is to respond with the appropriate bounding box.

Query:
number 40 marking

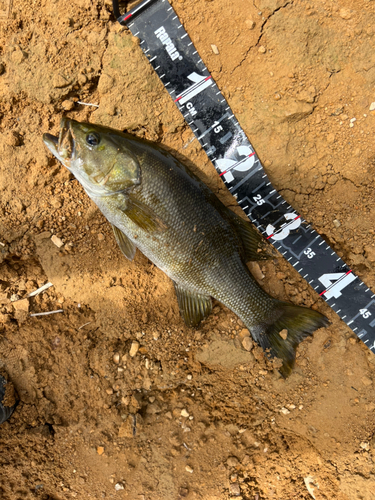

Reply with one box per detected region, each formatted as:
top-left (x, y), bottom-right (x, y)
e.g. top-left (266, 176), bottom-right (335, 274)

top-left (318, 271), bottom-right (356, 299)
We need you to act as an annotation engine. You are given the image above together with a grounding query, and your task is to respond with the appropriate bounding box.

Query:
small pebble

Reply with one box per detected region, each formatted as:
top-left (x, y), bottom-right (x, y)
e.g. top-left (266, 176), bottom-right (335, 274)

top-left (258, 46), bottom-right (266, 54)
top-left (113, 353), bottom-right (120, 364)
top-left (274, 93), bottom-right (281, 101)
top-left (360, 442), bottom-right (370, 451)
top-left (339, 7), bottom-right (352, 20)
top-left (229, 483), bottom-right (241, 496)
top-left (185, 465), bottom-right (194, 473)
top-left (187, 374), bottom-right (192, 380)
top-left (61, 99), bottom-right (75, 111)
top-left (369, 102), bottom-right (375, 111)
top-left (181, 409), bottom-right (189, 418)
top-left (242, 337), bottom-right (253, 351)
top-left (245, 19), bottom-right (255, 29)
top-left (227, 456), bottom-right (239, 467)
top-left (326, 133), bottom-right (335, 144)
top-left (97, 446), bottom-right (104, 455)
top-left (280, 407), bottom-right (290, 415)
top-left (211, 44), bottom-right (219, 55)
top-left (129, 341), bottom-right (139, 357)
top-left (114, 483), bottom-right (124, 491)
top-left (51, 235), bottom-right (64, 248)
top-left (333, 219), bottom-right (341, 228)
top-left (279, 329), bottom-right (288, 340)
top-left (98, 233), bottom-right (105, 241)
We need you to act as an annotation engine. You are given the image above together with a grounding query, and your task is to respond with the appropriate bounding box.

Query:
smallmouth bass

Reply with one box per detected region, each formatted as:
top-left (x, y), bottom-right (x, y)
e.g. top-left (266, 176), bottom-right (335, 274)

top-left (43, 118), bottom-right (328, 376)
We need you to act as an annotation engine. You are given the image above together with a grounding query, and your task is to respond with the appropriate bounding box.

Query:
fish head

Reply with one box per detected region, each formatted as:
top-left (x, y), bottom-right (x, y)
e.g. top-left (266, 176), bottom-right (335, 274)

top-left (43, 118), bottom-right (140, 196)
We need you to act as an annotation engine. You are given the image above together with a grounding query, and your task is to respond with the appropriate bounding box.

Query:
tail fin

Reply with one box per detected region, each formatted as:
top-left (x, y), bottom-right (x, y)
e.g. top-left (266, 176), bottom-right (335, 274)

top-left (251, 302), bottom-right (329, 377)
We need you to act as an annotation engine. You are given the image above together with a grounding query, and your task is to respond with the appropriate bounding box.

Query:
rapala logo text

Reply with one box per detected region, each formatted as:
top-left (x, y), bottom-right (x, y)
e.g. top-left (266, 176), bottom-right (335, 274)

top-left (154, 26), bottom-right (182, 61)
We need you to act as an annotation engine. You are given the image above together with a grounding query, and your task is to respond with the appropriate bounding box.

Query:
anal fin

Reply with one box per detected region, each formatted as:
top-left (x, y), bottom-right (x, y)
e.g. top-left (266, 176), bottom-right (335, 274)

top-left (111, 225), bottom-right (137, 261)
top-left (173, 281), bottom-right (212, 327)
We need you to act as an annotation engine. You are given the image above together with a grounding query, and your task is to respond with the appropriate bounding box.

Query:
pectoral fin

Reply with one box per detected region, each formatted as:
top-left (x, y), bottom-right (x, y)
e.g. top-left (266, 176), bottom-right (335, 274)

top-left (111, 225), bottom-right (137, 261)
top-left (173, 281), bottom-right (212, 327)
top-left (121, 194), bottom-right (167, 233)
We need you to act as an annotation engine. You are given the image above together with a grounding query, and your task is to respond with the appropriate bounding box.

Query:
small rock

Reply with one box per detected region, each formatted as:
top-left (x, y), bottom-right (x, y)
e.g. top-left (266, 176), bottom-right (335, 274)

top-left (185, 465), bottom-right (193, 473)
top-left (129, 341), bottom-right (139, 357)
top-left (245, 19), bottom-right (255, 29)
top-left (12, 298), bottom-right (29, 312)
top-left (339, 7), bottom-right (352, 20)
top-left (242, 337), bottom-right (253, 351)
top-left (179, 487), bottom-right (189, 497)
top-left (187, 374), bottom-right (192, 380)
top-left (333, 219), bottom-right (341, 228)
top-left (97, 446), bottom-right (105, 455)
top-left (113, 352), bottom-right (120, 364)
top-left (211, 44), bottom-right (219, 55)
top-left (360, 441), bottom-right (370, 451)
top-left (98, 233), bottom-right (105, 241)
top-left (239, 328), bottom-right (250, 339)
top-left (61, 100), bottom-right (75, 111)
top-left (229, 482), bottom-right (241, 496)
top-left (53, 73), bottom-right (70, 89)
top-left (280, 407), bottom-right (290, 415)
top-left (326, 133), bottom-right (335, 144)
top-left (369, 102), bottom-right (375, 111)
top-left (248, 262), bottom-right (264, 281)
top-left (106, 388), bottom-right (113, 395)
top-left (279, 329), bottom-right (288, 340)
top-left (361, 376), bottom-right (372, 387)
top-left (181, 409), bottom-right (189, 418)
top-left (114, 483), bottom-right (124, 491)
top-left (258, 46), bottom-right (266, 54)
top-left (51, 235), bottom-right (64, 248)
top-left (226, 456), bottom-right (239, 467)
top-left (274, 93), bottom-right (281, 101)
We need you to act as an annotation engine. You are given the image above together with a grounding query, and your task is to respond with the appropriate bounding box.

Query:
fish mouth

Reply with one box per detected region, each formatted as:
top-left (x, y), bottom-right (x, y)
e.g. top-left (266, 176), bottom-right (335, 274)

top-left (57, 117), bottom-right (75, 161)
top-left (42, 117), bottom-right (75, 167)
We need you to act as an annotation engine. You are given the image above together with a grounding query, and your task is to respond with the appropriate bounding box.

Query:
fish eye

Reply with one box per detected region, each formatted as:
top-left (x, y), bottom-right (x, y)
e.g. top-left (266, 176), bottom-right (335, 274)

top-left (86, 133), bottom-right (100, 147)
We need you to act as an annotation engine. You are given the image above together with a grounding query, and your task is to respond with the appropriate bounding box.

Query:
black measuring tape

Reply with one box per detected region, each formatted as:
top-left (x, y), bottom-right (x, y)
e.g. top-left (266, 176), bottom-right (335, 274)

top-left (112, 0), bottom-right (375, 354)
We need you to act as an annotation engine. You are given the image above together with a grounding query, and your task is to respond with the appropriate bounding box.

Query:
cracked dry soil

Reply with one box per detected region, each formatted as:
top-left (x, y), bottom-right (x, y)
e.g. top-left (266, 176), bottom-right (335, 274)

top-left (1, 0), bottom-right (375, 499)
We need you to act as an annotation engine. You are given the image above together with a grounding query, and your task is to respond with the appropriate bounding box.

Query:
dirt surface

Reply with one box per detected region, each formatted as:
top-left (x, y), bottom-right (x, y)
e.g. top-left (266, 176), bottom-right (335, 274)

top-left (1, 0), bottom-right (375, 498)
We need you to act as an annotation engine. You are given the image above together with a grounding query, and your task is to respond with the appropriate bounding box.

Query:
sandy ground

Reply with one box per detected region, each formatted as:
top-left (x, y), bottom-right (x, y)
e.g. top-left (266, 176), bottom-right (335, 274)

top-left (1, 0), bottom-right (375, 498)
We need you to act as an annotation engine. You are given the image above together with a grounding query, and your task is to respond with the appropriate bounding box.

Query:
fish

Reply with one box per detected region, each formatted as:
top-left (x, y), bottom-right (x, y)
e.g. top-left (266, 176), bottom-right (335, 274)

top-left (43, 118), bottom-right (329, 376)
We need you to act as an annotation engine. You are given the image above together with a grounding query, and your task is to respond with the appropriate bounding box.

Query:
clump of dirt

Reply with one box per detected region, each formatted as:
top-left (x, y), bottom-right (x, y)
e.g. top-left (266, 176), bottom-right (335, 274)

top-left (1, 0), bottom-right (375, 499)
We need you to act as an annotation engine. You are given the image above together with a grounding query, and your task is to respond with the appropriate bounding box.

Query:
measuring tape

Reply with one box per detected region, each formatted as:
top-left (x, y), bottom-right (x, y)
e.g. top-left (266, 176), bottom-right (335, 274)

top-left (112, 0), bottom-right (375, 354)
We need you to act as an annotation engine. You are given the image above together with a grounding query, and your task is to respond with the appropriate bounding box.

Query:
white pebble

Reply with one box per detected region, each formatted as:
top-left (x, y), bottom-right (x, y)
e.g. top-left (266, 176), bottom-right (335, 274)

top-left (51, 235), bottom-right (64, 248)
top-left (115, 483), bottom-right (124, 491)
top-left (129, 341), bottom-right (139, 357)
top-left (280, 407), bottom-right (290, 415)
top-left (350, 117), bottom-right (356, 123)
top-left (360, 441), bottom-right (370, 451)
top-left (113, 353), bottom-right (120, 364)
top-left (187, 374), bottom-right (192, 380)
top-left (211, 44), bottom-right (219, 55)
top-left (185, 465), bottom-right (194, 473)
top-left (181, 409), bottom-right (189, 418)
top-left (369, 102), bottom-right (375, 111)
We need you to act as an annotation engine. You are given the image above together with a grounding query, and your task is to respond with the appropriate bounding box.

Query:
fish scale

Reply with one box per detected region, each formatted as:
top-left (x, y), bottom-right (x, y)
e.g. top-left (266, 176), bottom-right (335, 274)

top-left (112, 0), bottom-right (375, 354)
